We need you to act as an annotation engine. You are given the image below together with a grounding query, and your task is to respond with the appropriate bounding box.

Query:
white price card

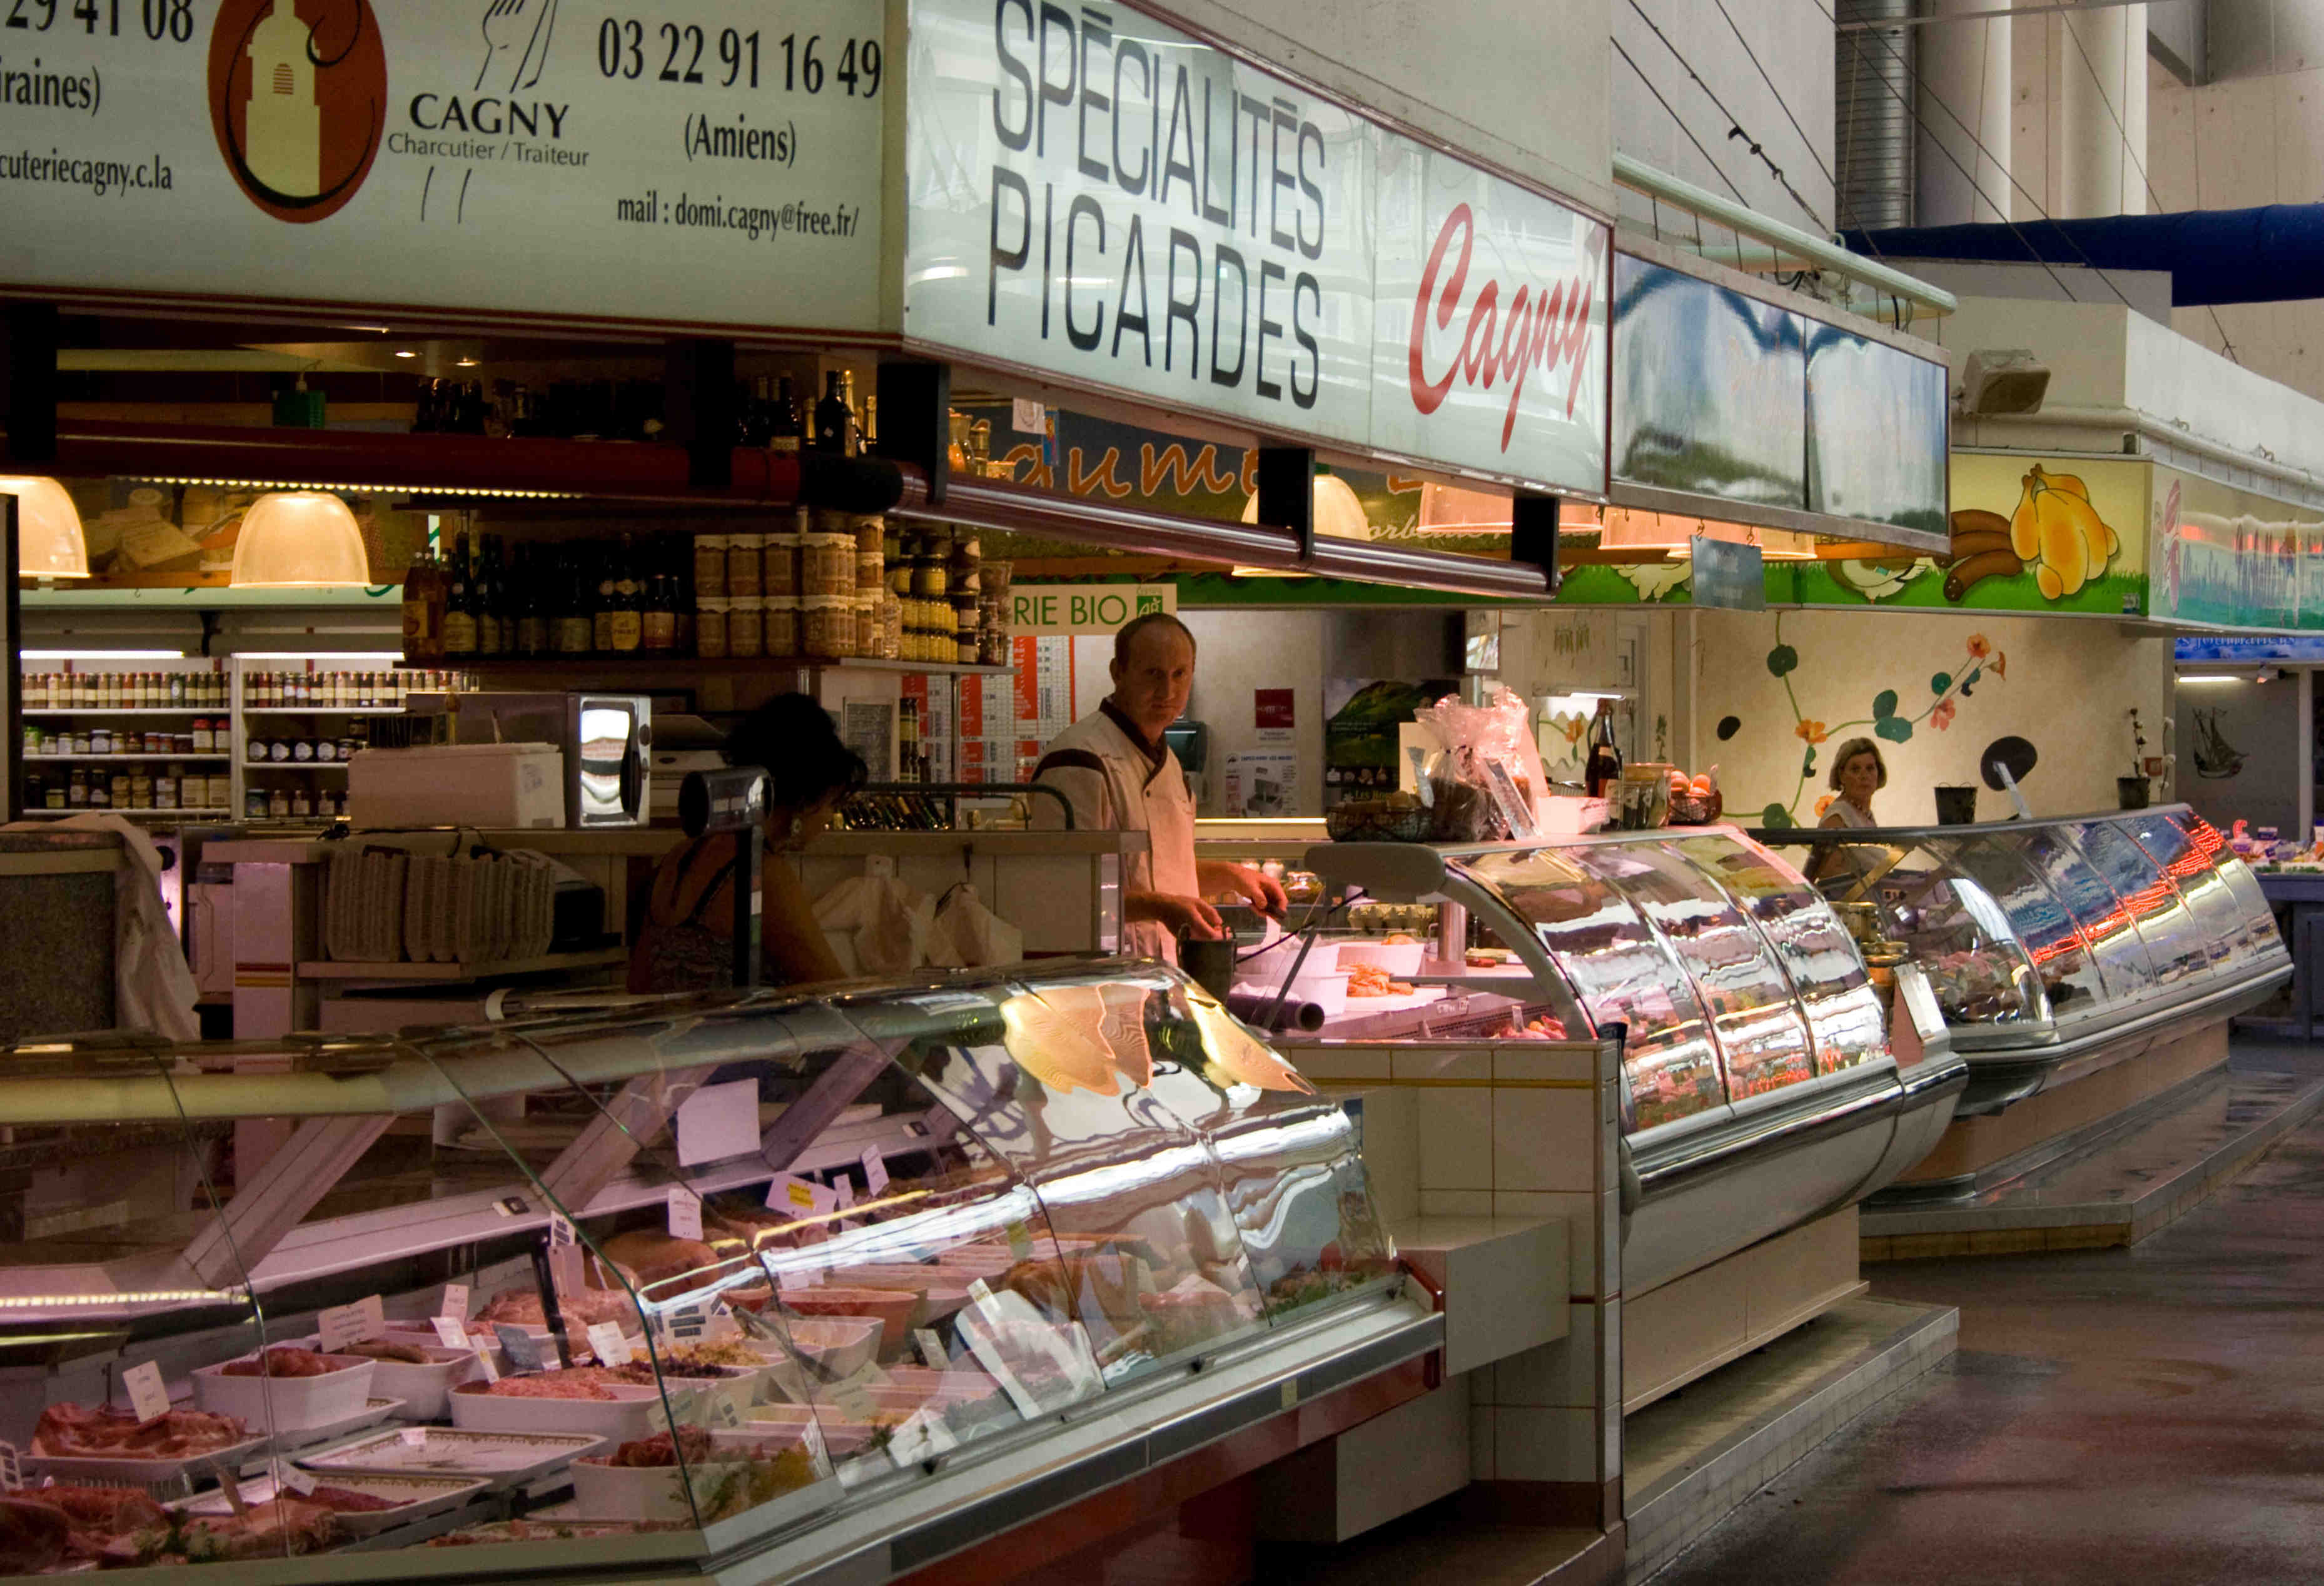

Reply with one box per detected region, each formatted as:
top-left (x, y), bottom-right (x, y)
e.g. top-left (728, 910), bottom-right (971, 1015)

top-left (827, 1364), bottom-right (881, 1422)
top-left (675, 1078), bottom-right (762, 1166)
top-left (548, 1244), bottom-right (588, 1296)
top-left (317, 1299), bottom-right (379, 1352)
top-left (122, 1361), bottom-right (170, 1424)
top-left (548, 1213), bottom-right (577, 1246)
top-left (473, 1345), bottom-right (500, 1384)
top-left (440, 1283), bottom-right (470, 1321)
top-left (798, 1414), bottom-right (828, 1468)
top-left (430, 1318), bottom-right (470, 1351)
top-left (914, 1329), bottom-right (949, 1370)
top-left (272, 1460), bottom-right (316, 1496)
top-left (861, 1146), bottom-right (890, 1196)
top-left (586, 1323), bottom-right (634, 1366)
top-left (0, 1441), bottom-right (23, 1490)
top-left (667, 1186), bottom-right (704, 1243)
top-left (1013, 398), bottom-right (1047, 436)
top-left (966, 1278), bottom-right (999, 1315)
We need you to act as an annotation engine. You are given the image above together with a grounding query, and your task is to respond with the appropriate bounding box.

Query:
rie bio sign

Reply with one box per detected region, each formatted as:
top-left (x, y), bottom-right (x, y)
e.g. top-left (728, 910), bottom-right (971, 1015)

top-left (902, 0), bottom-right (1609, 499)
top-left (1, 0), bottom-right (884, 335)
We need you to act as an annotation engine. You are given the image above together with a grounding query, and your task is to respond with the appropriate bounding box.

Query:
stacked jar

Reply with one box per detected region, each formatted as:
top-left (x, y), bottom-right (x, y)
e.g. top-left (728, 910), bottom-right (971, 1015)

top-left (979, 558), bottom-right (1014, 664)
top-left (764, 511), bottom-right (801, 658)
top-left (850, 514), bottom-right (885, 658)
top-left (949, 532), bottom-right (984, 664)
top-left (801, 508), bottom-right (856, 658)
top-left (694, 532), bottom-right (729, 658)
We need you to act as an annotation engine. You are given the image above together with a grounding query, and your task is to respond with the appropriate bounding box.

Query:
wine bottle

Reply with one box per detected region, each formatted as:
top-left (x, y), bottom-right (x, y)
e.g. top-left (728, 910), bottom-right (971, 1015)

top-left (473, 535), bottom-right (504, 658)
top-left (769, 376), bottom-right (802, 454)
top-left (555, 551), bottom-right (594, 654)
top-left (442, 533), bottom-right (478, 659)
top-left (593, 545), bottom-right (618, 652)
top-left (814, 371), bottom-right (854, 457)
top-left (402, 544), bottom-right (445, 664)
top-left (513, 544), bottom-right (550, 657)
top-left (1584, 700), bottom-right (1624, 799)
top-left (609, 533), bottom-right (644, 652)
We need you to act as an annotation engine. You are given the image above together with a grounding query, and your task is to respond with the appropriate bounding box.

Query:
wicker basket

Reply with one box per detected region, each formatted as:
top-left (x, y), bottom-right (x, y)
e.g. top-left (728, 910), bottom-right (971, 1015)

top-left (1667, 790), bottom-right (1724, 826)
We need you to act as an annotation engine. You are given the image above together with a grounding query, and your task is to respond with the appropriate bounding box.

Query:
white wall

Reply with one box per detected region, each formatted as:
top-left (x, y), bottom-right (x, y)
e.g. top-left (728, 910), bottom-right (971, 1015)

top-left (1170, 0), bottom-right (1613, 215)
top-left (1691, 607), bottom-right (2173, 826)
top-left (1612, 0), bottom-right (1836, 235)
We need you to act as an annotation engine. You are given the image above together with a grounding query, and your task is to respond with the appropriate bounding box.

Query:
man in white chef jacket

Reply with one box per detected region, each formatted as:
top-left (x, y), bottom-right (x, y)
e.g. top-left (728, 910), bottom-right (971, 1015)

top-left (1033, 613), bottom-right (1287, 964)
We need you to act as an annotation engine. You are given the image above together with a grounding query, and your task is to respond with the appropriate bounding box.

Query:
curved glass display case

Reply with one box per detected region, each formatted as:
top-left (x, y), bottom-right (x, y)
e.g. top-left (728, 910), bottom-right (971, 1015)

top-left (0, 966), bottom-right (1421, 1583)
top-left (1750, 806), bottom-right (2288, 1114)
top-left (1296, 829), bottom-right (1966, 1294)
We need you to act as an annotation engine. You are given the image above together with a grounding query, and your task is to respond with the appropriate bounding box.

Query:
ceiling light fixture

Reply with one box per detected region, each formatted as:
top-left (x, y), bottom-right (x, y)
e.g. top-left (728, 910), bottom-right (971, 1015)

top-left (228, 491), bottom-right (371, 587)
top-left (393, 350), bottom-right (418, 359)
top-left (136, 476), bottom-right (579, 500)
top-left (1239, 471), bottom-right (1372, 542)
top-left (1, 475), bottom-right (91, 578)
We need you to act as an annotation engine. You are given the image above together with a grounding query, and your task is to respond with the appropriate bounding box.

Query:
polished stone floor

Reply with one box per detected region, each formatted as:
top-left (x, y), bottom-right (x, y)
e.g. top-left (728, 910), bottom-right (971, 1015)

top-left (1650, 1036), bottom-right (2324, 1584)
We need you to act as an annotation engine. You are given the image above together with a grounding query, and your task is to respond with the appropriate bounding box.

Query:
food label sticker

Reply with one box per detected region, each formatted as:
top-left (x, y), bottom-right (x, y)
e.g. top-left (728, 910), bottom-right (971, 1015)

top-left (122, 1360), bottom-right (170, 1424)
top-left (430, 1317), bottom-right (470, 1350)
top-left (273, 1460), bottom-right (316, 1495)
top-left (548, 1213), bottom-right (577, 1246)
top-left (495, 1324), bottom-right (548, 1372)
top-left (711, 1392), bottom-right (742, 1430)
top-left (0, 1442), bottom-right (21, 1489)
top-left (775, 1264), bottom-right (826, 1290)
top-left (399, 1427), bottom-right (428, 1447)
top-left (317, 1300), bottom-right (371, 1352)
top-left (914, 1328), bottom-right (948, 1370)
top-left (860, 1146), bottom-right (889, 1196)
top-left (966, 1277), bottom-right (1001, 1316)
top-left (586, 1323), bottom-right (634, 1366)
top-left (473, 1345), bottom-right (500, 1383)
top-left (1006, 1220), bottom-right (1033, 1261)
top-left (440, 1282), bottom-right (469, 1320)
top-left (666, 1186), bottom-right (705, 1243)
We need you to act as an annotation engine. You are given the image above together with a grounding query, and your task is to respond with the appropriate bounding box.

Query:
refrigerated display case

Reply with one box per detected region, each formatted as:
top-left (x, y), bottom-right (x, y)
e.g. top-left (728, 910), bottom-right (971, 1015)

top-left (1748, 807), bottom-right (2288, 1117)
top-left (0, 964), bottom-right (1426, 1583)
top-left (1285, 829), bottom-right (1966, 1297)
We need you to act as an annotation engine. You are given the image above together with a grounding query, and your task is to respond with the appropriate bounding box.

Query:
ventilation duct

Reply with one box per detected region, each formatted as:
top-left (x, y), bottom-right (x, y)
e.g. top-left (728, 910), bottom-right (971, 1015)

top-left (1834, 0), bottom-right (1914, 233)
top-left (1845, 205), bottom-right (2324, 307)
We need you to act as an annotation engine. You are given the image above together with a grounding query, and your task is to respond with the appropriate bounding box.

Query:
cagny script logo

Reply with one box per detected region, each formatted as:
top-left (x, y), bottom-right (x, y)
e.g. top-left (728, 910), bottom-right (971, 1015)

top-left (208, 0), bottom-right (387, 223)
top-left (1407, 203), bottom-right (1600, 451)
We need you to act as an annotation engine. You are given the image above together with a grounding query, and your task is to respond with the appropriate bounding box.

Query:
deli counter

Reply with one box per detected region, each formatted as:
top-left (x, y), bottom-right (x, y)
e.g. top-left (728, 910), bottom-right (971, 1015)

top-left (1280, 829), bottom-right (1968, 1301)
top-left (0, 964), bottom-right (1428, 1582)
top-left (1746, 807), bottom-right (2288, 1121)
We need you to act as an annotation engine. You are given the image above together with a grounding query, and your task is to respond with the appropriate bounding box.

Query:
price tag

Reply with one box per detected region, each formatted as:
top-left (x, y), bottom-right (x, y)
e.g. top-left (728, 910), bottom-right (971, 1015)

top-left (675, 1077), bottom-right (762, 1166)
top-left (316, 1300), bottom-right (375, 1352)
top-left (430, 1317), bottom-right (470, 1351)
top-left (667, 1187), bottom-right (704, 1243)
top-left (915, 1328), bottom-right (948, 1370)
top-left (473, 1345), bottom-right (500, 1383)
top-left (0, 1440), bottom-right (22, 1489)
top-left (776, 1264), bottom-right (826, 1291)
top-left (122, 1360), bottom-right (170, 1425)
top-left (798, 1414), bottom-right (828, 1467)
top-left (272, 1460), bottom-right (316, 1496)
top-left (966, 1278), bottom-right (1000, 1316)
top-left (827, 1363), bottom-right (880, 1422)
top-left (765, 1174), bottom-right (833, 1216)
top-left (585, 1323), bottom-right (633, 1366)
top-left (440, 1283), bottom-right (470, 1321)
top-left (832, 1178), bottom-right (857, 1227)
top-left (399, 1427), bottom-right (428, 1448)
top-left (861, 1146), bottom-right (889, 1196)
top-left (548, 1213), bottom-right (577, 1246)
top-left (495, 1325), bottom-right (548, 1373)
top-left (547, 1243), bottom-right (587, 1296)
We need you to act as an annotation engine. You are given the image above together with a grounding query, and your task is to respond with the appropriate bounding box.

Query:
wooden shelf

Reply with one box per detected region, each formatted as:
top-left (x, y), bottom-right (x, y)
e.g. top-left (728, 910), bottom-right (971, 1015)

top-left (400, 655), bottom-right (1012, 678)
top-left (294, 947), bottom-right (627, 981)
top-left (33, 755), bottom-right (231, 764)
top-left (23, 708), bottom-right (216, 717)
top-left (244, 760), bottom-right (350, 771)
top-left (241, 707), bottom-right (408, 715)
top-left (16, 807), bottom-right (233, 819)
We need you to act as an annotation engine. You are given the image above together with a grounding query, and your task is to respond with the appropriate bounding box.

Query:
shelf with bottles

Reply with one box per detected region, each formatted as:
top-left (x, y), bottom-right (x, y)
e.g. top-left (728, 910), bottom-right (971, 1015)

top-left (14, 807), bottom-right (235, 820)
top-left (28, 755), bottom-right (231, 765)
top-left (19, 661), bottom-right (232, 714)
top-left (235, 659), bottom-right (423, 713)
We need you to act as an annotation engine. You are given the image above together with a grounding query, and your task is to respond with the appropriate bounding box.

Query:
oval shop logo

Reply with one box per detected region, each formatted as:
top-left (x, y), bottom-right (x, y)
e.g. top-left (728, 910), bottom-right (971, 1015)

top-left (208, 0), bottom-right (386, 223)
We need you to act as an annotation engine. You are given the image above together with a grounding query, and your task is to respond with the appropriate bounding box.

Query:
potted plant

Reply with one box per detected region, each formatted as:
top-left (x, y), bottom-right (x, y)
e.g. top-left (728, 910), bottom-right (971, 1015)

top-left (2119, 710), bottom-right (2151, 809)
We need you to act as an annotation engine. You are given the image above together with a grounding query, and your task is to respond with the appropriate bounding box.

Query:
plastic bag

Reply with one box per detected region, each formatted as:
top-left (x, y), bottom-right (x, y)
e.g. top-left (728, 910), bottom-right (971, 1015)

top-left (926, 884), bottom-right (1024, 967)
top-left (814, 873), bottom-right (937, 974)
top-left (1414, 687), bottom-right (1549, 841)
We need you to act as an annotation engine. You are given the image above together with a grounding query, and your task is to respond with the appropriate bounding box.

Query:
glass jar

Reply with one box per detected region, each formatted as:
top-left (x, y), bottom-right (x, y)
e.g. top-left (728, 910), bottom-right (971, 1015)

top-left (206, 773), bottom-right (233, 809)
top-left (764, 526), bottom-right (801, 597)
top-left (246, 737), bottom-right (270, 763)
top-left (245, 790), bottom-right (268, 819)
top-left (270, 739), bottom-right (292, 762)
top-left (763, 595), bottom-right (799, 659)
top-left (66, 769), bottom-right (88, 807)
top-left (801, 593), bottom-right (854, 658)
top-left (128, 773), bottom-right (153, 809)
top-left (725, 532), bottom-right (763, 600)
top-left (69, 730), bottom-right (90, 755)
top-left (154, 767), bottom-right (178, 810)
top-left (727, 595), bottom-right (764, 659)
top-left (855, 592), bottom-right (879, 655)
top-left (91, 727), bottom-right (113, 756)
top-left (851, 513), bottom-right (884, 557)
top-left (800, 532), bottom-right (853, 597)
top-left (694, 533), bottom-right (729, 599)
top-left (290, 787), bottom-right (313, 818)
top-left (268, 788), bottom-right (290, 819)
top-left (855, 548), bottom-right (885, 594)
top-left (695, 596), bottom-right (730, 659)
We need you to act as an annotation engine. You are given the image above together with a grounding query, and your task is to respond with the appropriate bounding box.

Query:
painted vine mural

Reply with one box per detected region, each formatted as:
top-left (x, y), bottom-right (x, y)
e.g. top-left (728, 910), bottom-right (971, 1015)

top-left (1723, 614), bottom-right (2013, 827)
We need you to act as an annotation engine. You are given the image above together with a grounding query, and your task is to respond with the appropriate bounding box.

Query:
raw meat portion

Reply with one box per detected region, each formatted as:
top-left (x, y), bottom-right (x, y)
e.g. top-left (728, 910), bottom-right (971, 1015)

top-left (592, 1426), bottom-right (716, 1468)
top-left (19, 1485), bottom-right (172, 1567)
top-left (32, 1403), bottom-right (250, 1459)
top-left (0, 1498), bottom-right (68, 1575)
top-left (220, 1346), bottom-right (340, 1378)
top-left (178, 1498), bottom-right (337, 1562)
top-left (305, 1485), bottom-right (405, 1513)
top-left (340, 1339), bottom-right (431, 1365)
top-left (592, 1231), bottom-right (719, 1288)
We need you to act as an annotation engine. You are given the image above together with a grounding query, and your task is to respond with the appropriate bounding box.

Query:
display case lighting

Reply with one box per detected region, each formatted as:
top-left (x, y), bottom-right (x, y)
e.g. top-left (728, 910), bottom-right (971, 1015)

top-left (135, 476), bottom-right (579, 500)
top-left (2178, 673), bottom-right (2254, 684)
top-left (19, 649), bottom-right (186, 659)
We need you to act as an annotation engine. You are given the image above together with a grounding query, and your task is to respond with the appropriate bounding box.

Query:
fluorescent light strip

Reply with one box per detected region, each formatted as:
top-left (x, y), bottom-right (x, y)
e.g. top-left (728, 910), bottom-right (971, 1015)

top-left (134, 475), bottom-right (579, 500)
top-left (2177, 673), bottom-right (2255, 683)
top-left (20, 649), bottom-right (186, 659)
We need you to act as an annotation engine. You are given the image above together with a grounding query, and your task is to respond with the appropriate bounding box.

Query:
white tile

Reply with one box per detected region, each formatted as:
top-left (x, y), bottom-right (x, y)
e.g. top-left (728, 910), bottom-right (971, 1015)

top-left (1491, 1311), bottom-right (1595, 1408)
top-left (1601, 1297), bottom-right (1622, 1391)
top-left (1468, 1364), bottom-right (1496, 1405)
top-left (1492, 1048), bottom-right (1593, 1084)
top-left (1393, 1047), bottom-right (1490, 1082)
top-left (1492, 1190), bottom-right (1598, 1293)
top-left (1420, 1188), bottom-right (1494, 1218)
top-left (1490, 1087), bottom-right (1595, 1193)
top-left (1493, 1405), bottom-right (1597, 1482)
top-left (1417, 1088), bottom-right (1493, 1190)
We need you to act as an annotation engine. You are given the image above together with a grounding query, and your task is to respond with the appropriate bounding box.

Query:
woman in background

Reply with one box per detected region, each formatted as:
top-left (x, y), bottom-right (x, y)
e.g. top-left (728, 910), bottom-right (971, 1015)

top-left (1812, 737), bottom-right (1889, 887)
top-left (628, 694), bottom-right (866, 993)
